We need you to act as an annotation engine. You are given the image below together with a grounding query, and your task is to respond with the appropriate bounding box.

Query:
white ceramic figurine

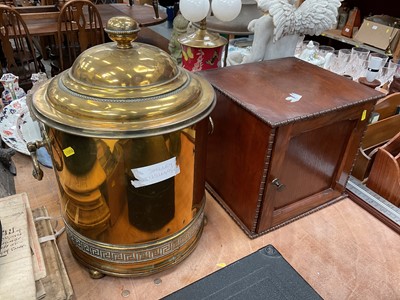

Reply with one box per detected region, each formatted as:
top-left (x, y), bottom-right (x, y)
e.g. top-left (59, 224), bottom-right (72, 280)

top-left (227, 0), bottom-right (341, 65)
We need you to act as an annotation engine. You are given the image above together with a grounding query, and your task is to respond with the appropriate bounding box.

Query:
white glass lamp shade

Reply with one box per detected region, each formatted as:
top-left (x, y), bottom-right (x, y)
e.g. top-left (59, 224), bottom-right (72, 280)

top-left (211, 0), bottom-right (242, 22)
top-left (179, 0), bottom-right (210, 23)
top-left (366, 56), bottom-right (382, 82)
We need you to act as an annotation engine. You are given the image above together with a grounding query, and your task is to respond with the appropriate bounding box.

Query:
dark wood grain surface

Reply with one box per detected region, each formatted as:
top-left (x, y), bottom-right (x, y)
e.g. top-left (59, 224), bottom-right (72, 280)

top-left (19, 3), bottom-right (166, 37)
top-left (200, 58), bottom-right (383, 126)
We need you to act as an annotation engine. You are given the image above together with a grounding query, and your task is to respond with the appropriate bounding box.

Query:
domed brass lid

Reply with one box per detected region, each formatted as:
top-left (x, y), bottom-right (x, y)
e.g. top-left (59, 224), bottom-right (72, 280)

top-left (31, 16), bottom-right (216, 138)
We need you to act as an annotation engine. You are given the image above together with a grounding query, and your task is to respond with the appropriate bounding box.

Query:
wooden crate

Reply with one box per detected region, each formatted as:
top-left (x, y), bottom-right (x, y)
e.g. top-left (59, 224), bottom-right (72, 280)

top-left (200, 58), bottom-right (384, 238)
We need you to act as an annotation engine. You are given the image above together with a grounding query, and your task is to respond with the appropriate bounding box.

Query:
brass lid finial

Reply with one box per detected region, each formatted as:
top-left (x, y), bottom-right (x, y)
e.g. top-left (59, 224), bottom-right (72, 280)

top-left (105, 16), bottom-right (140, 49)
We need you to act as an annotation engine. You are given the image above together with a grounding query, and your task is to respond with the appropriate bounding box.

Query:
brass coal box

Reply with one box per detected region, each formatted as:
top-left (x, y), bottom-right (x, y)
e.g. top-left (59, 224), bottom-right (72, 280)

top-left (28, 16), bottom-right (215, 277)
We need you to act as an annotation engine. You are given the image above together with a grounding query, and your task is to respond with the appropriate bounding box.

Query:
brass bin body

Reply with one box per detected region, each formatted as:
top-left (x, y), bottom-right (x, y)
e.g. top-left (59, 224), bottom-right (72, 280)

top-left (28, 16), bottom-right (215, 277)
top-left (46, 122), bottom-right (208, 276)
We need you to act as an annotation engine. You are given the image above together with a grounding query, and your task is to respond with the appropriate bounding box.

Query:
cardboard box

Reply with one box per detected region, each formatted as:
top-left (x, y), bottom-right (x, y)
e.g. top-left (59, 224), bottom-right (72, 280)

top-left (354, 19), bottom-right (399, 51)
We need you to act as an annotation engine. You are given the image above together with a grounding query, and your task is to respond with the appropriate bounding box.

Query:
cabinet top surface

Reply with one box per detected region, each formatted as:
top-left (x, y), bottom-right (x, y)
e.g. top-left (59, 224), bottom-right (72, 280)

top-left (200, 58), bottom-right (384, 126)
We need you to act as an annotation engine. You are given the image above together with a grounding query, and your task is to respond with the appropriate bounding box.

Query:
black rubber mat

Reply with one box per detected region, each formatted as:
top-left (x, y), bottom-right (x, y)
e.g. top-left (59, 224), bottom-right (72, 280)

top-left (163, 244), bottom-right (322, 300)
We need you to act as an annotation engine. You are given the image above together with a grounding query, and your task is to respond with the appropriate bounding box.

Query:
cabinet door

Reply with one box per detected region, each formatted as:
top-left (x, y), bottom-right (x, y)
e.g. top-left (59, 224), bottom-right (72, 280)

top-left (257, 103), bottom-right (374, 233)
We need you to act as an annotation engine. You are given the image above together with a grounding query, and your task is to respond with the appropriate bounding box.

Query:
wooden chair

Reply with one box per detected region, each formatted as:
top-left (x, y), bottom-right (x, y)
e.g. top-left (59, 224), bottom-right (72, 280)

top-left (352, 92), bottom-right (400, 182)
top-left (0, 4), bottom-right (45, 92)
top-left (51, 0), bottom-right (104, 75)
top-left (92, 0), bottom-right (120, 4)
top-left (15, 5), bottom-right (61, 60)
top-left (0, 0), bottom-right (14, 6)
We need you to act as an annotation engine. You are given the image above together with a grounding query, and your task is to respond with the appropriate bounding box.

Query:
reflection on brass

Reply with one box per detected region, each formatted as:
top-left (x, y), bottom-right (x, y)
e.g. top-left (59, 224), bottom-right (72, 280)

top-left (45, 123), bottom-right (205, 275)
top-left (61, 133), bottom-right (97, 176)
top-left (30, 16), bottom-right (215, 277)
top-left (47, 126), bottom-right (198, 242)
top-left (48, 129), bottom-right (111, 239)
top-left (123, 135), bottom-right (176, 232)
top-left (64, 187), bottom-right (111, 238)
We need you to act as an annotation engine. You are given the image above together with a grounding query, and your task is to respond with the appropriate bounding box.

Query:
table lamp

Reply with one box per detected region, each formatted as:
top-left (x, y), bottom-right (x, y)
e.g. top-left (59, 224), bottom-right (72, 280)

top-left (201, 0), bottom-right (262, 36)
top-left (178, 0), bottom-right (241, 71)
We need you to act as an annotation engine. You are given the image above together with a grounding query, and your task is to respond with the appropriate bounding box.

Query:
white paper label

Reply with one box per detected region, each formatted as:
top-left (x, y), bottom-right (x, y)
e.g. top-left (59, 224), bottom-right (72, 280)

top-left (285, 92), bottom-right (302, 103)
top-left (131, 157), bottom-right (180, 188)
top-left (372, 25), bottom-right (378, 30)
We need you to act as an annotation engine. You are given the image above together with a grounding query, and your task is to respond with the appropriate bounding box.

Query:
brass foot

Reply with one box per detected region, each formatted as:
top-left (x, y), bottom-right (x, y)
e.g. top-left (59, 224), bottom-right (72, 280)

top-left (203, 215), bottom-right (208, 226)
top-left (89, 269), bottom-right (105, 279)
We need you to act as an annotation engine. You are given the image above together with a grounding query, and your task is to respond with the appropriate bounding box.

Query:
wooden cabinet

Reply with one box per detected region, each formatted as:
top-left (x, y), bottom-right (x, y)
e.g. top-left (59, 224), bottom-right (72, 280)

top-left (200, 58), bottom-right (383, 238)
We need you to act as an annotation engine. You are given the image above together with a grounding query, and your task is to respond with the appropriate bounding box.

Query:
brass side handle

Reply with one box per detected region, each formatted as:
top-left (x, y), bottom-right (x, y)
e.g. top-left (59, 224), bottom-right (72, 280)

top-left (27, 140), bottom-right (46, 181)
top-left (271, 178), bottom-right (286, 191)
top-left (208, 116), bottom-right (214, 135)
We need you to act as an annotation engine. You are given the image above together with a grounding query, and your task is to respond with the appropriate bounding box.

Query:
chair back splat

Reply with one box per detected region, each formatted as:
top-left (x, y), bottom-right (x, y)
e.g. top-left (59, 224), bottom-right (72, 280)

top-left (52, 0), bottom-right (104, 75)
top-left (0, 4), bottom-right (45, 92)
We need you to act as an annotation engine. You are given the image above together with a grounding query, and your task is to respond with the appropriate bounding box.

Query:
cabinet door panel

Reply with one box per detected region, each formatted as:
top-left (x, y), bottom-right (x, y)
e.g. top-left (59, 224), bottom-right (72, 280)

top-left (274, 120), bottom-right (354, 209)
top-left (257, 108), bottom-right (365, 233)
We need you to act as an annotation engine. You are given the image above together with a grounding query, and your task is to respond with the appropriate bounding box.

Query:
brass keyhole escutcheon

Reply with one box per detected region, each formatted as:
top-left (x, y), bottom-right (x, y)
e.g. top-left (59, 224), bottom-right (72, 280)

top-left (271, 178), bottom-right (286, 191)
